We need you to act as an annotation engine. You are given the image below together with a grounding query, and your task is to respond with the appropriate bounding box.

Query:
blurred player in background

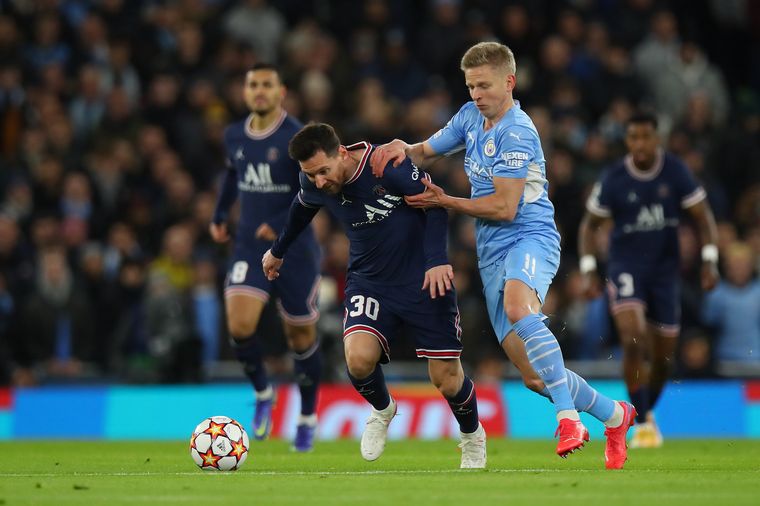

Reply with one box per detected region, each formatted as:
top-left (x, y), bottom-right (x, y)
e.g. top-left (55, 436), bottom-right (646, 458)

top-left (210, 64), bottom-right (322, 452)
top-left (262, 123), bottom-right (487, 469)
top-left (371, 42), bottom-right (634, 469)
top-left (579, 112), bottom-right (719, 447)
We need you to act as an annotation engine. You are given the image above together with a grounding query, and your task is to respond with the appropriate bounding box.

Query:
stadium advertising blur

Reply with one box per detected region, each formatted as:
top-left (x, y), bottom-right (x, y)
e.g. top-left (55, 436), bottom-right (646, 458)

top-left (1, 381), bottom-right (758, 439)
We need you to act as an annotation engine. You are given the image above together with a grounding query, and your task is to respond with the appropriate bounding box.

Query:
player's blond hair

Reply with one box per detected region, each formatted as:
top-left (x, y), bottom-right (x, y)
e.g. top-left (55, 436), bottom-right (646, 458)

top-left (460, 42), bottom-right (516, 75)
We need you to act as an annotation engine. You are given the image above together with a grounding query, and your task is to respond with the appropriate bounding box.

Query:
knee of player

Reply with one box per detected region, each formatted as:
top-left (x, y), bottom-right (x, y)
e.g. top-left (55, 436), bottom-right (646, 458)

top-left (619, 333), bottom-right (647, 352)
top-left (285, 326), bottom-right (317, 351)
top-left (344, 348), bottom-right (376, 378)
top-left (504, 302), bottom-right (531, 324)
top-left (433, 376), bottom-right (461, 398)
top-left (227, 318), bottom-right (258, 340)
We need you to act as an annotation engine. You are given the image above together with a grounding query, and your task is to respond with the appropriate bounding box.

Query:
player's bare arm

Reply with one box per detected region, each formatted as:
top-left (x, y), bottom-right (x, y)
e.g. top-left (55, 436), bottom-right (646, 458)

top-left (685, 199), bottom-right (720, 291)
top-left (370, 140), bottom-right (441, 176)
top-left (261, 249), bottom-right (283, 280)
top-left (406, 176), bottom-right (522, 222)
top-left (578, 211), bottom-right (612, 298)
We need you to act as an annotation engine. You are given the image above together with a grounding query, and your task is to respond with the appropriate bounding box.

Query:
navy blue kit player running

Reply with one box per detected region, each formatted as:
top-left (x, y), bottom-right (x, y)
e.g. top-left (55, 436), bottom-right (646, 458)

top-left (210, 64), bottom-right (322, 452)
top-left (579, 112), bottom-right (719, 447)
top-left (262, 123), bottom-right (487, 468)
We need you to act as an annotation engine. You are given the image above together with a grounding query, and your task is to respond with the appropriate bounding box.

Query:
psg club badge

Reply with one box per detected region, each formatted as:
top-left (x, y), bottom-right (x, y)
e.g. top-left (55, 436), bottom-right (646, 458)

top-left (372, 185), bottom-right (387, 197)
top-left (267, 147), bottom-right (279, 162)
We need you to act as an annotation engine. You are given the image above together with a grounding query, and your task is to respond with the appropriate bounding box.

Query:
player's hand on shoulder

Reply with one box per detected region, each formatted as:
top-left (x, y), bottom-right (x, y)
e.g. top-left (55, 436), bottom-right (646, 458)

top-left (370, 139), bottom-right (408, 177)
top-left (422, 264), bottom-right (454, 299)
top-left (261, 249), bottom-right (284, 281)
top-left (701, 262), bottom-right (719, 291)
top-left (209, 222), bottom-right (230, 243)
top-left (255, 223), bottom-right (277, 242)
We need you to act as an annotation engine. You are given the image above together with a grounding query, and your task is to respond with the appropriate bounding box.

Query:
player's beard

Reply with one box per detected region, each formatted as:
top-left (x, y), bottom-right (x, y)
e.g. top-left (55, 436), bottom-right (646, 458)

top-left (320, 182), bottom-right (342, 195)
top-left (252, 103), bottom-right (275, 116)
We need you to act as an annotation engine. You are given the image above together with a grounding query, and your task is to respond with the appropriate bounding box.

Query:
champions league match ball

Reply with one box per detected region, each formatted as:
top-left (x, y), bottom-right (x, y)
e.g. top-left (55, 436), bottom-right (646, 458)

top-left (190, 416), bottom-right (250, 471)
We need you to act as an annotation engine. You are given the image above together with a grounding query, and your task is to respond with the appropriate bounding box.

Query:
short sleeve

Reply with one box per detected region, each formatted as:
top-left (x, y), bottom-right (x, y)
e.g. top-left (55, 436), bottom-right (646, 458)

top-left (427, 103), bottom-right (468, 156)
top-left (586, 174), bottom-right (613, 218)
top-left (672, 159), bottom-right (707, 209)
top-left (491, 125), bottom-right (536, 179)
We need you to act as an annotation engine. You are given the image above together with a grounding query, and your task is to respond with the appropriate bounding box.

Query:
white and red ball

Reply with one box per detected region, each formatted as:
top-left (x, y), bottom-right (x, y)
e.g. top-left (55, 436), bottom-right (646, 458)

top-left (190, 416), bottom-right (249, 471)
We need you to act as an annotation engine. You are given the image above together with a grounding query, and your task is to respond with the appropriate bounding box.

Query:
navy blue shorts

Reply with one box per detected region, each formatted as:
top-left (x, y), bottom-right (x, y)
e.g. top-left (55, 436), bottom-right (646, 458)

top-left (342, 278), bottom-right (462, 363)
top-left (224, 238), bottom-right (321, 325)
top-left (606, 262), bottom-right (680, 336)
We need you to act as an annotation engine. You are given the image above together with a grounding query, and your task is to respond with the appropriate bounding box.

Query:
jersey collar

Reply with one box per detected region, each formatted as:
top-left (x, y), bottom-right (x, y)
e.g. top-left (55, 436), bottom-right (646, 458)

top-left (344, 141), bottom-right (372, 185)
top-left (624, 148), bottom-right (664, 181)
top-left (245, 110), bottom-right (287, 140)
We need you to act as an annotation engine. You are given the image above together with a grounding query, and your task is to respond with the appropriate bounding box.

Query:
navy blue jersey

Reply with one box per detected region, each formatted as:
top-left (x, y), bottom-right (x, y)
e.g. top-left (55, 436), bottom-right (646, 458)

top-left (275, 142), bottom-right (448, 286)
top-left (214, 111), bottom-right (316, 248)
top-left (586, 150), bottom-right (705, 267)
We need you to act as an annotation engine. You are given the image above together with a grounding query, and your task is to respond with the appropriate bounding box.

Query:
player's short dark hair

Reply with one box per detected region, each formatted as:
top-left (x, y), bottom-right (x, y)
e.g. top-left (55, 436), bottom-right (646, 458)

top-left (247, 63), bottom-right (282, 82)
top-left (626, 111), bottom-right (658, 129)
top-left (288, 123), bottom-right (341, 162)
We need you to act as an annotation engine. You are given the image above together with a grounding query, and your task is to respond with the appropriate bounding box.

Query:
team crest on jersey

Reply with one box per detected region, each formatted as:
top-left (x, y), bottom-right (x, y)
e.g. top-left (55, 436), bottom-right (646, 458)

top-left (484, 138), bottom-right (496, 157)
top-left (658, 184), bottom-right (670, 198)
top-left (266, 147), bottom-right (279, 162)
top-left (372, 185), bottom-right (387, 197)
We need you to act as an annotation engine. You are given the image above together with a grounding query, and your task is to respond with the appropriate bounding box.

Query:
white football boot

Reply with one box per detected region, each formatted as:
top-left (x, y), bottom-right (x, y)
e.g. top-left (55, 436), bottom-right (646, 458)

top-left (360, 398), bottom-right (397, 461)
top-left (459, 422), bottom-right (487, 469)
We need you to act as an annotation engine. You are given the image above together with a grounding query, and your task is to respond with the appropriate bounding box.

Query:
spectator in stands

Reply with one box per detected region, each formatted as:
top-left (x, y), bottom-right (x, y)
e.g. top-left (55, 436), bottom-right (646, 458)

top-left (16, 245), bottom-right (97, 380)
top-left (703, 242), bottom-right (760, 362)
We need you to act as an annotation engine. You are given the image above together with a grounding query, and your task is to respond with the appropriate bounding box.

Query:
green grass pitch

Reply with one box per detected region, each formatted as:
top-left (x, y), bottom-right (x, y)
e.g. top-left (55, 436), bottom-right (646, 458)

top-left (1, 439), bottom-right (758, 505)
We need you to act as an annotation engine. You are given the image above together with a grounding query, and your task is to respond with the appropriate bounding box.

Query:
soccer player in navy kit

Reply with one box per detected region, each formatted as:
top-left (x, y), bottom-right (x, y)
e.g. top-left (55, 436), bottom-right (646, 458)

top-left (579, 112), bottom-right (719, 447)
top-left (262, 123), bottom-right (487, 469)
top-left (210, 64), bottom-right (322, 452)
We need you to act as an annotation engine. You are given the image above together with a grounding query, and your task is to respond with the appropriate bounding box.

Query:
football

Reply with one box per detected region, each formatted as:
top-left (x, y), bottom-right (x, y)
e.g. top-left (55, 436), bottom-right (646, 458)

top-left (190, 416), bottom-right (250, 471)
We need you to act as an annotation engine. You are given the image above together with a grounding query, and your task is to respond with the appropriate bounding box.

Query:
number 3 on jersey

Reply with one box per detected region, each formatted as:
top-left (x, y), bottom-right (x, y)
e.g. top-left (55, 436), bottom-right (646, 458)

top-left (349, 295), bottom-right (380, 320)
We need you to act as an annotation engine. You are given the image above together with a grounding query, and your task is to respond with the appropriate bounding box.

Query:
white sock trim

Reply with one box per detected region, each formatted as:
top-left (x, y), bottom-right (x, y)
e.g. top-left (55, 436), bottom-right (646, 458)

top-left (557, 409), bottom-right (580, 421)
top-left (256, 385), bottom-right (274, 401)
top-left (297, 413), bottom-right (318, 427)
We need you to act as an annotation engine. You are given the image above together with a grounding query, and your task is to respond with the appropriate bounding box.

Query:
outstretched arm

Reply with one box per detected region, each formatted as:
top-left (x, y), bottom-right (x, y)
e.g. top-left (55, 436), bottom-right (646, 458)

top-left (406, 176), bottom-right (523, 222)
top-left (370, 139), bottom-right (442, 176)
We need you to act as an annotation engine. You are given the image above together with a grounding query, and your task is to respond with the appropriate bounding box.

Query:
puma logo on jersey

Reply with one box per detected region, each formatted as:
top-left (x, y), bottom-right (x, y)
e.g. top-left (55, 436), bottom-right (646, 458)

top-left (508, 131), bottom-right (521, 141)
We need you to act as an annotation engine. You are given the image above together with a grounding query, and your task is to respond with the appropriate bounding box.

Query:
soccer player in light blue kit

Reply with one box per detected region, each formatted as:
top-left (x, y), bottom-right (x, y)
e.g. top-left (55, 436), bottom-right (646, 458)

top-left (371, 42), bottom-right (635, 469)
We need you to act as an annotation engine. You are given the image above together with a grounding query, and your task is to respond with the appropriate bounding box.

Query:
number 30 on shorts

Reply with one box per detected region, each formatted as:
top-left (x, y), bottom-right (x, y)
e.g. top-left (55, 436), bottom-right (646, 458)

top-left (348, 295), bottom-right (380, 320)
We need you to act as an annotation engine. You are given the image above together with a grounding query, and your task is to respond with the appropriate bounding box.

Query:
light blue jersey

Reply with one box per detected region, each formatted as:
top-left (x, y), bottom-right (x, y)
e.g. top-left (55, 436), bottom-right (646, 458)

top-left (428, 101), bottom-right (560, 340)
top-left (427, 101), bottom-right (560, 269)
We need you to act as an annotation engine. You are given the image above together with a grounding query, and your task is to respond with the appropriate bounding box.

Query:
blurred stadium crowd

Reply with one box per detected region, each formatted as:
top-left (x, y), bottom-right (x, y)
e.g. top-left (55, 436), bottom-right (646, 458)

top-left (0, 0), bottom-right (758, 385)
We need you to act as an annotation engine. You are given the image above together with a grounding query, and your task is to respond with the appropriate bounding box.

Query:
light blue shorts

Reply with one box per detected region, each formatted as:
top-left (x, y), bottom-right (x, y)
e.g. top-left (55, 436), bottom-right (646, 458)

top-left (479, 236), bottom-right (560, 342)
